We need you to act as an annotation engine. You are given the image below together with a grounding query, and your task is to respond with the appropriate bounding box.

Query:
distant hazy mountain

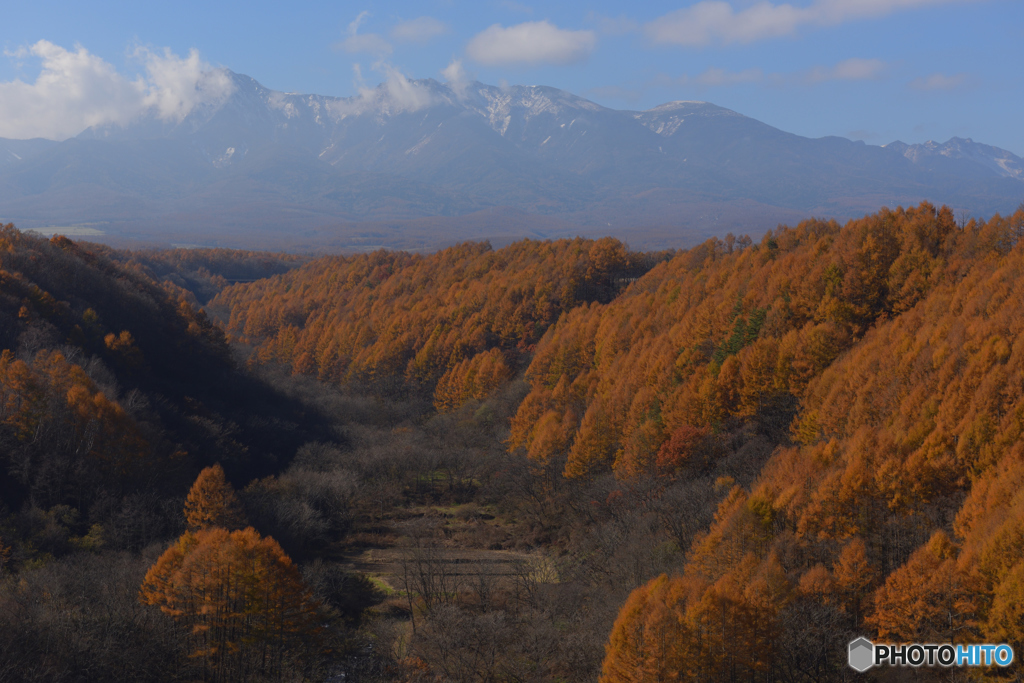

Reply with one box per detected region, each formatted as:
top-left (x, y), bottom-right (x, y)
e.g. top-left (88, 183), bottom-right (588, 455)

top-left (0, 71), bottom-right (1021, 250)
top-left (0, 138), bottom-right (57, 171)
top-left (884, 138), bottom-right (1024, 181)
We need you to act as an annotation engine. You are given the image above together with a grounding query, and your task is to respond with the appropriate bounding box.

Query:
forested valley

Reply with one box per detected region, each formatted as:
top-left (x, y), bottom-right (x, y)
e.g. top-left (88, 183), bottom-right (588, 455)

top-left (1, 200), bottom-right (1024, 682)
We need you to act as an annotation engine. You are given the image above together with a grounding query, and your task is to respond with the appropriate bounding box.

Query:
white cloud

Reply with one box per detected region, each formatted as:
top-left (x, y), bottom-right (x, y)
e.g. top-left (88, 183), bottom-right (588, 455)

top-left (376, 63), bottom-right (435, 111)
top-left (646, 0), bottom-right (984, 47)
top-left (134, 46), bottom-right (235, 121)
top-left (392, 16), bottom-right (449, 43)
top-left (0, 41), bottom-right (234, 140)
top-left (466, 21), bottom-right (596, 66)
top-left (328, 62), bottom-right (435, 118)
top-left (337, 11), bottom-right (393, 56)
top-left (441, 58), bottom-right (473, 98)
top-left (646, 2), bottom-right (795, 46)
top-left (806, 57), bottom-right (886, 82)
top-left (909, 72), bottom-right (969, 90)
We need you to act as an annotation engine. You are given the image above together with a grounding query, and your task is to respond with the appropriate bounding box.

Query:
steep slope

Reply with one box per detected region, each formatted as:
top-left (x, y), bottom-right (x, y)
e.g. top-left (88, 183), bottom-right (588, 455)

top-left (510, 202), bottom-right (1024, 478)
top-left (525, 203), bottom-right (1024, 679)
top-left (0, 225), bottom-right (332, 533)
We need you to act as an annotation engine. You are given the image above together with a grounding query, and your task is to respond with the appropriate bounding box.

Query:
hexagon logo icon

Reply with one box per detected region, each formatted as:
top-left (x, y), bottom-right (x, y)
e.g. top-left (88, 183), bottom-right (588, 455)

top-left (849, 637), bottom-right (874, 672)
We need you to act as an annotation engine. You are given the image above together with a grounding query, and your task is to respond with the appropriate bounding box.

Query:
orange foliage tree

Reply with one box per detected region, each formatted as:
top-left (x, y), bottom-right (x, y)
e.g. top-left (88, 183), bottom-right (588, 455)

top-left (183, 464), bottom-right (246, 531)
top-left (433, 348), bottom-right (512, 412)
top-left (140, 526), bottom-right (321, 681)
top-left (831, 537), bottom-right (875, 627)
top-left (600, 574), bottom-right (701, 683)
top-left (869, 531), bottom-right (977, 642)
top-left (602, 554), bottom-right (793, 683)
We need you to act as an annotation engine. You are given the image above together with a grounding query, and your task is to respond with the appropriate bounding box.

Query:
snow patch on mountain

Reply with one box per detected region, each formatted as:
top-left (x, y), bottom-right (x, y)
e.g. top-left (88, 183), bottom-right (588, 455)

top-left (463, 83), bottom-right (606, 137)
top-left (267, 92), bottom-right (300, 119)
top-left (632, 101), bottom-right (742, 137)
top-left (885, 137), bottom-right (1024, 180)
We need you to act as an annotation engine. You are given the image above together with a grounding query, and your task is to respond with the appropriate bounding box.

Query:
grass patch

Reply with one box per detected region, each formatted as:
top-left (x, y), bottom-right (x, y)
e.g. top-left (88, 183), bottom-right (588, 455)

top-left (367, 575), bottom-right (397, 596)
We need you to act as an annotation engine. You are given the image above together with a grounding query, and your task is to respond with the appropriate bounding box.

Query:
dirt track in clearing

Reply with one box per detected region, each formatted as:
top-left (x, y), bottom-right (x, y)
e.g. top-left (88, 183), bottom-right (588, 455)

top-left (339, 547), bottom-right (543, 590)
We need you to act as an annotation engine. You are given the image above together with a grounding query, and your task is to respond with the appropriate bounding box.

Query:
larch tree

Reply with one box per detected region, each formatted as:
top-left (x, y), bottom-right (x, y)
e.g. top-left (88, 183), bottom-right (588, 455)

top-left (183, 464), bottom-right (246, 531)
top-left (986, 560), bottom-right (1024, 650)
top-left (832, 537), bottom-right (875, 627)
top-left (139, 526), bottom-right (322, 681)
top-left (868, 531), bottom-right (976, 642)
top-left (600, 574), bottom-right (703, 683)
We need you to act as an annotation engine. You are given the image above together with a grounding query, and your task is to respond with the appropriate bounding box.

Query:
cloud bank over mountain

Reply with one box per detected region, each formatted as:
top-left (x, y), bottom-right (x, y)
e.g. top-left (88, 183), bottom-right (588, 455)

top-left (0, 42), bottom-right (234, 140)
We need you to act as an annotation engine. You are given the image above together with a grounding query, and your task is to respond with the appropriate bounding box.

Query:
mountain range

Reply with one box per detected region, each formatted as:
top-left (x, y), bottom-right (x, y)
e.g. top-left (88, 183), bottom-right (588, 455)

top-left (1, 71), bottom-right (1021, 250)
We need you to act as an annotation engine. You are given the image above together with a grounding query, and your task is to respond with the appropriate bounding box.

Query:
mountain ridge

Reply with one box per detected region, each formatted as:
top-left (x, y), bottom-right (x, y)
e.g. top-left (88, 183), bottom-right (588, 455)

top-left (1, 70), bottom-right (1021, 250)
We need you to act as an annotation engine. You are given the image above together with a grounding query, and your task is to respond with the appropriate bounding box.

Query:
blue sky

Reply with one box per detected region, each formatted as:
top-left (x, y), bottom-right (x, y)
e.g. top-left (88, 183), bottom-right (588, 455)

top-left (2, 0), bottom-right (1022, 155)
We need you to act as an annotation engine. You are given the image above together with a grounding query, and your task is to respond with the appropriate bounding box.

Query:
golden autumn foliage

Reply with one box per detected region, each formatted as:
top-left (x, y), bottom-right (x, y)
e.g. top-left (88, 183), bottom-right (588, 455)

top-left (869, 531), bottom-right (976, 642)
top-left (140, 526), bottom-right (321, 680)
top-left (831, 537), bottom-right (875, 624)
top-left (598, 202), bottom-right (1024, 678)
top-left (512, 202), bottom-right (969, 478)
top-left (183, 464), bottom-right (247, 531)
top-left (0, 348), bottom-right (148, 472)
top-left (602, 555), bottom-right (793, 683)
top-left (600, 574), bottom-right (703, 683)
top-left (433, 347), bottom-right (512, 412)
top-left (986, 562), bottom-right (1024, 649)
top-left (211, 238), bottom-right (663, 396)
top-left (148, 201), bottom-right (1024, 677)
